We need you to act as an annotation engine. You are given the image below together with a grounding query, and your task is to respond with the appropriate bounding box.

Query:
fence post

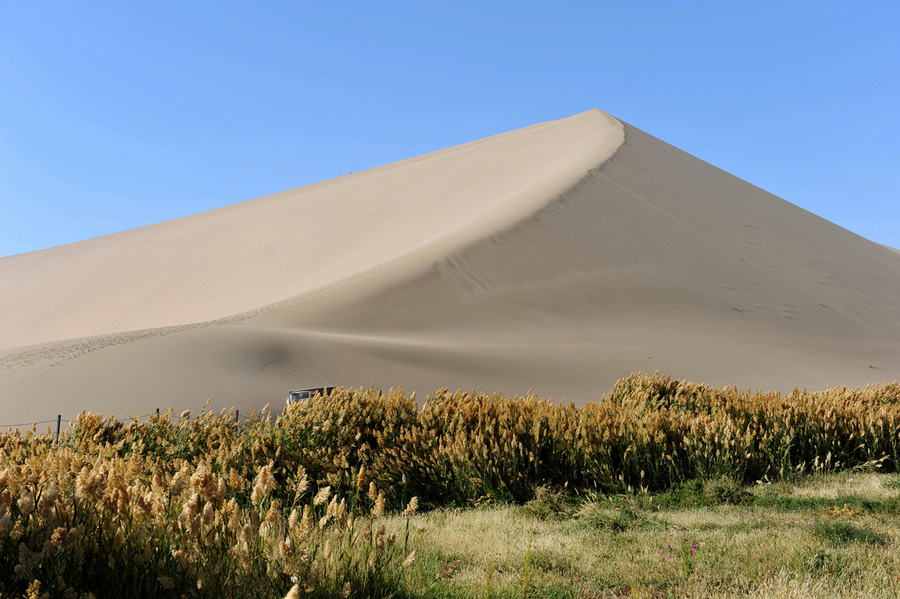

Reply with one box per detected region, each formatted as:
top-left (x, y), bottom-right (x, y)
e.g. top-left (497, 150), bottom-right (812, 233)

top-left (56, 415), bottom-right (61, 445)
top-left (156, 408), bottom-right (160, 419)
top-left (235, 410), bottom-right (239, 422)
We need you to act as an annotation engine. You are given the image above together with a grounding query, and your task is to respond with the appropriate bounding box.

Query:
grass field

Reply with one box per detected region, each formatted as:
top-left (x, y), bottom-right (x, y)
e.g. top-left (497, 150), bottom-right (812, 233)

top-left (1, 374), bottom-right (899, 598)
top-left (388, 472), bottom-right (900, 598)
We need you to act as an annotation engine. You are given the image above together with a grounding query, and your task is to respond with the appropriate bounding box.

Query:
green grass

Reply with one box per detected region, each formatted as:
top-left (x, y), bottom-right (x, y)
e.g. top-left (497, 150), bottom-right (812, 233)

top-left (384, 471), bottom-right (900, 598)
top-left (812, 521), bottom-right (890, 546)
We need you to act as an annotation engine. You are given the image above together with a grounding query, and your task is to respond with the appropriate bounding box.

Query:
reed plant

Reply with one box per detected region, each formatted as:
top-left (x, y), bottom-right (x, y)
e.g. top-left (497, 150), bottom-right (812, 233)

top-left (0, 408), bottom-right (422, 598)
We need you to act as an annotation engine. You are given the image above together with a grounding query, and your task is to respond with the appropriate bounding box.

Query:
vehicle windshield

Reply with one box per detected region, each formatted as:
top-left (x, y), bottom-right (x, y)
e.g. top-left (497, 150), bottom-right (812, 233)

top-left (286, 387), bottom-right (335, 405)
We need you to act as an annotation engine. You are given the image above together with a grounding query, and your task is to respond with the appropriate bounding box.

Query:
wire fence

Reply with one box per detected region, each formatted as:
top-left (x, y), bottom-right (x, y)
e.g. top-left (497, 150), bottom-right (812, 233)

top-left (1, 406), bottom-right (259, 445)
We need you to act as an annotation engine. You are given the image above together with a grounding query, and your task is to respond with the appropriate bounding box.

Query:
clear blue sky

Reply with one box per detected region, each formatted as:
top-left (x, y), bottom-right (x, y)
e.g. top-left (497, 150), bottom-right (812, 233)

top-left (1, 1), bottom-right (898, 257)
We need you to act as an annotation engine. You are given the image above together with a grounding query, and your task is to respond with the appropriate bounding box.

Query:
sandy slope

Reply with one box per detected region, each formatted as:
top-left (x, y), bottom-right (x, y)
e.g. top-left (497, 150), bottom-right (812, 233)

top-left (0, 110), bottom-right (622, 350)
top-left (2, 110), bottom-right (900, 425)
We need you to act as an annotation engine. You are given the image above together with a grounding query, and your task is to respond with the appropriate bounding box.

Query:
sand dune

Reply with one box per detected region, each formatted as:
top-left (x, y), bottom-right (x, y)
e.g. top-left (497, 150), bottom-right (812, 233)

top-left (0, 110), bottom-right (622, 349)
top-left (2, 110), bottom-right (900, 425)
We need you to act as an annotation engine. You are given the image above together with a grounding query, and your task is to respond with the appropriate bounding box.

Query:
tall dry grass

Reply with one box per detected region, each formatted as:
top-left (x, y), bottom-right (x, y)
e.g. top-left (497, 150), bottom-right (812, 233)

top-left (0, 406), bottom-right (421, 598)
top-left (1, 373), bottom-right (899, 596)
top-left (285, 374), bottom-right (900, 504)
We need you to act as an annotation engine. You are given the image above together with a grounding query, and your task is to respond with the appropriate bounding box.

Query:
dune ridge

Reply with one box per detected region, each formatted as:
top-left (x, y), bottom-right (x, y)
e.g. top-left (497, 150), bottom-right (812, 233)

top-left (2, 110), bottom-right (900, 424)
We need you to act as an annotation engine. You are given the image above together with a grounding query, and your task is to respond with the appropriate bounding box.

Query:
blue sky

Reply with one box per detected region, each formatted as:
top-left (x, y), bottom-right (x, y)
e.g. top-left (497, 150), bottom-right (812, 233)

top-left (1, 1), bottom-right (897, 257)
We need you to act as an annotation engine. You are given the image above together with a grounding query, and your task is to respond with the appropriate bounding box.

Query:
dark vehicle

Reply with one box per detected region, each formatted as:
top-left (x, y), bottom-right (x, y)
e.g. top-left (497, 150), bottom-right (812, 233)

top-left (285, 387), bottom-right (336, 406)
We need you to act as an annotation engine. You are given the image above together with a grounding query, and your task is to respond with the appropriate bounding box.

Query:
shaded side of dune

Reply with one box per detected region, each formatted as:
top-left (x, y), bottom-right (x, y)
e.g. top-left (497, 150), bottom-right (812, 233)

top-left (246, 120), bottom-right (900, 392)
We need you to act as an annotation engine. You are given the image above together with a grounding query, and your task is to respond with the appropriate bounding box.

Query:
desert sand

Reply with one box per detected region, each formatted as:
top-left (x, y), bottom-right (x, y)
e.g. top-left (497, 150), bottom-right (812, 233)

top-left (2, 109), bottom-right (900, 426)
